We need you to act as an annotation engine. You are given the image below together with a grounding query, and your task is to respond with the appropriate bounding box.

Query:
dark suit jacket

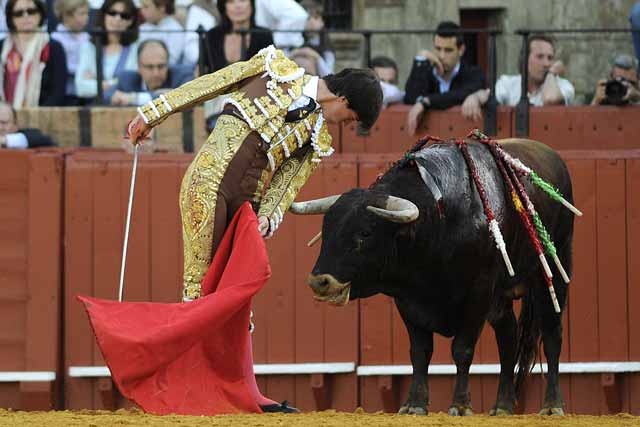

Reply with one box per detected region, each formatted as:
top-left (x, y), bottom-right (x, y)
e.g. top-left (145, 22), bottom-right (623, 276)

top-left (19, 128), bottom-right (55, 147)
top-left (202, 25), bottom-right (274, 74)
top-left (113, 65), bottom-right (195, 102)
top-left (404, 59), bottom-right (485, 109)
top-left (0, 38), bottom-right (67, 106)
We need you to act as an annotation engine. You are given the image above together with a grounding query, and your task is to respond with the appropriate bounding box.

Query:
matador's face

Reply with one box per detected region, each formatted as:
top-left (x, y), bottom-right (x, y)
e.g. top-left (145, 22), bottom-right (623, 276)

top-left (322, 96), bottom-right (359, 125)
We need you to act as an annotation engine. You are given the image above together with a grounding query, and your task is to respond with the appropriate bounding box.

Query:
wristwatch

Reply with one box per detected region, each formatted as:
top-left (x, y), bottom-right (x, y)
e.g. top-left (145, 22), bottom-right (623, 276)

top-left (416, 95), bottom-right (430, 109)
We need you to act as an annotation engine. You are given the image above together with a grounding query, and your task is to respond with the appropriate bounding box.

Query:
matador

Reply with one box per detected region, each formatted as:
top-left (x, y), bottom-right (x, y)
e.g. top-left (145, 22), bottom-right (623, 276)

top-left (128, 45), bottom-right (383, 301)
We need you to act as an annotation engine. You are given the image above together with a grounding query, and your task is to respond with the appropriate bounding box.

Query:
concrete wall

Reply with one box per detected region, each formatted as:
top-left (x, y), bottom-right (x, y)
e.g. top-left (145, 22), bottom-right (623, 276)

top-left (335, 0), bottom-right (637, 103)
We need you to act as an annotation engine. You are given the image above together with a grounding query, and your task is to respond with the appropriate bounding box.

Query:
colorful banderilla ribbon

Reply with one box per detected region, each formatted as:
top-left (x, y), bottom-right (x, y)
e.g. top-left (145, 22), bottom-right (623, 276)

top-left (456, 139), bottom-right (515, 277)
top-left (484, 141), bottom-right (562, 313)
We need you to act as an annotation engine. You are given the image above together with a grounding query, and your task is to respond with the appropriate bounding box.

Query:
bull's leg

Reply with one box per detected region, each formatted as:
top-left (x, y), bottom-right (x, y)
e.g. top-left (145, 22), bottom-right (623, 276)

top-left (396, 300), bottom-right (433, 415)
top-left (538, 282), bottom-right (568, 414)
top-left (538, 242), bottom-right (570, 416)
top-left (487, 299), bottom-right (517, 415)
top-left (448, 312), bottom-right (485, 416)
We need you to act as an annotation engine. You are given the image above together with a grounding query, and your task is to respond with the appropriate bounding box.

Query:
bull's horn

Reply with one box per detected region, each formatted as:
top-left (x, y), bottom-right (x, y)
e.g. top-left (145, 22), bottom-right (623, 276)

top-left (366, 195), bottom-right (419, 224)
top-left (290, 195), bottom-right (341, 215)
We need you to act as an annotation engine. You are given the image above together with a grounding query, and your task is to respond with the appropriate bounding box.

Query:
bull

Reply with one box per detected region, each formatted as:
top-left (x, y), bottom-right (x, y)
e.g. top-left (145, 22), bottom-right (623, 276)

top-left (291, 138), bottom-right (574, 416)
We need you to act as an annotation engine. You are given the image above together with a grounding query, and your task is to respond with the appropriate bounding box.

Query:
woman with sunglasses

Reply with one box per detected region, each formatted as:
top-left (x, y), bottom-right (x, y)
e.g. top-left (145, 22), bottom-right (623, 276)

top-left (0, 0), bottom-right (67, 107)
top-left (75, 0), bottom-right (139, 102)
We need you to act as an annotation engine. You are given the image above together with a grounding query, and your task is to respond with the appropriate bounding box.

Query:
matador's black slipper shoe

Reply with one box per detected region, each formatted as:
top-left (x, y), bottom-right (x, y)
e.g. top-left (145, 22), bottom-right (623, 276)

top-left (259, 400), bottom-right (300, 413)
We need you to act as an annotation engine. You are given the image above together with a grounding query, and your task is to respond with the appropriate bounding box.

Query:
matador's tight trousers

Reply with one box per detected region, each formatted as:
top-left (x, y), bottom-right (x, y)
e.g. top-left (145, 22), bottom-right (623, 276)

top-left (179, 114), bottom-right (268, 301)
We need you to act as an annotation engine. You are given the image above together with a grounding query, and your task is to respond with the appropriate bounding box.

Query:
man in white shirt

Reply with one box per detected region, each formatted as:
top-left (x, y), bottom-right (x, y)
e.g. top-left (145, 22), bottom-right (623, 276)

top-left (495, 34), bottom-right (574, 106)
top-left (255, 0), bottom-right (307, 49)
top-left (461, 34), bottom-right (575, 121)
top-left (139, 0), bottom-right (186, 65)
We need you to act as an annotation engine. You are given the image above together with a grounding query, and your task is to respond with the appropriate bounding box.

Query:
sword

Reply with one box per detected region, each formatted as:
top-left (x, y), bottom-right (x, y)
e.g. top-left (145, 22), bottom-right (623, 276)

top-left (118, 143), bottom-right (139, 302)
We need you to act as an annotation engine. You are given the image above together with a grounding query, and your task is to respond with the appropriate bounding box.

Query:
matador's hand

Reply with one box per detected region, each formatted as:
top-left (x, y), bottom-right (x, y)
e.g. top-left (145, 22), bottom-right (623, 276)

top-left (126, 115), bottom-right (151, 145)
top-left (258, 216), bottom-right (270, 239)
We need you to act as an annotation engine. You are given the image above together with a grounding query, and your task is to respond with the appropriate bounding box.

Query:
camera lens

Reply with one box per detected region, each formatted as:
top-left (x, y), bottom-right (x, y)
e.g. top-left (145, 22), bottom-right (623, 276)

top-left (604, 79), bottom-right (629, 105)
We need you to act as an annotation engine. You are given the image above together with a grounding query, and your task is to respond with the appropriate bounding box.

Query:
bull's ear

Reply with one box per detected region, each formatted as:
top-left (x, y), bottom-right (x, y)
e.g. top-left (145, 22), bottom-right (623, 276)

top-left (290, 195), bottom-right (341, 215)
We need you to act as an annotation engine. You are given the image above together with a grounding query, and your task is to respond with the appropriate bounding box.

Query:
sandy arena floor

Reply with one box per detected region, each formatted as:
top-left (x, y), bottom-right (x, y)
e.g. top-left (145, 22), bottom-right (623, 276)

top-left (1, 409), bottom-right (639, 427)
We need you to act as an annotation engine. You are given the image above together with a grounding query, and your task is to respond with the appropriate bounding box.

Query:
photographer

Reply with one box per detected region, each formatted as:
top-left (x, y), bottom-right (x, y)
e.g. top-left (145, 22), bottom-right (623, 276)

top-left (591, 54), bottom-right (640, 105)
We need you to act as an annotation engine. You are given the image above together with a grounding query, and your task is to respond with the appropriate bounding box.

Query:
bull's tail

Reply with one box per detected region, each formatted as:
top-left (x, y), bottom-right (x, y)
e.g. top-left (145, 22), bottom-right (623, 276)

top-left (515, 290), bottom-right (541, 397)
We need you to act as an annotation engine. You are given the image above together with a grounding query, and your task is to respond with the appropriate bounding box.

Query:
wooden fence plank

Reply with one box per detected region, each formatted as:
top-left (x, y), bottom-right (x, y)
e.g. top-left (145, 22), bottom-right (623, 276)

top-left (596, 159), bottom-right (628, 361)
top-left (565, 159), bottom-right (599, 361)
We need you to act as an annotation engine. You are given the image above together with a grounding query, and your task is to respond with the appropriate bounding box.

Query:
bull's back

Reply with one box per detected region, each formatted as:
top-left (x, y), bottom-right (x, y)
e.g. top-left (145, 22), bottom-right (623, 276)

top-left (497, 138), bottom-right (572, 197)
top-left (497, 138), bottom-right (574, 249)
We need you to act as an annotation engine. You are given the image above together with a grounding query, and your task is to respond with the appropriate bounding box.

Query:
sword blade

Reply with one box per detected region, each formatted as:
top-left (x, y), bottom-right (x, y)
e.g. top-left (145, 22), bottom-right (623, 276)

top-left (119, 144), bottom-right (139, 302)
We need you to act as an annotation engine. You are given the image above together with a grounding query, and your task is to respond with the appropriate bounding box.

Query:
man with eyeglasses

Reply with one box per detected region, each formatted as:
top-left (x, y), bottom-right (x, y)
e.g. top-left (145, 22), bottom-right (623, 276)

top-left (110, 39), bottom-right (193, 106)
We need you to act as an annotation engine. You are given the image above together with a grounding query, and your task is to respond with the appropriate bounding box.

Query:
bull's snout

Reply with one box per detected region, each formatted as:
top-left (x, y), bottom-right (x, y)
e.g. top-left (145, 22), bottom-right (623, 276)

top-left (307, 274), bottom-right (351, 306)
top-left (308, 274), bottom-right (331, 292)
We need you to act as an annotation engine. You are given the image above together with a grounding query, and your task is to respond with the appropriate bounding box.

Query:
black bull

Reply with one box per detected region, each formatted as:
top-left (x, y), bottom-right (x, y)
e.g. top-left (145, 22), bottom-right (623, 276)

top-left (291, 138), bottom-right (574, 416)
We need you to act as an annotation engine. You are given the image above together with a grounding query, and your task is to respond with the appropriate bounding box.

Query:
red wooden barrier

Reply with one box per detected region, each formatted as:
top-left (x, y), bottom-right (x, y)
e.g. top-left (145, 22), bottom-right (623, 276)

top-left (341, 105), bottom-right (512, 155)
top-left (0, 150), bottom-right (63, 410)
top-left (2, 106), bottom-right (640, 414)
top-left (529, 106), bottom-right (640, 150)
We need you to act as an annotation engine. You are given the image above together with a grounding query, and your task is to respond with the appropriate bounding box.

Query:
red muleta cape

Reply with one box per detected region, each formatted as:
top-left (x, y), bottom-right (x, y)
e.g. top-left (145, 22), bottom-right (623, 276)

top-left (78, 202), bottom-right (269, 415)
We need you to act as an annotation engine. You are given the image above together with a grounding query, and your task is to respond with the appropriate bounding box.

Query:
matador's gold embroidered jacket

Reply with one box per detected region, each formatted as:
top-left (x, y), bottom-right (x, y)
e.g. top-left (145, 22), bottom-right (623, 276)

top-left (137, 45), bottom-right (334, 235)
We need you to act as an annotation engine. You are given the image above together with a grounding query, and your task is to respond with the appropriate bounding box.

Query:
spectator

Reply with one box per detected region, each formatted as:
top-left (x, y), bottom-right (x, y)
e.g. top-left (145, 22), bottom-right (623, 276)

top-left (52, 0), bottom-right (90, 105)
top-left (182, 0), bottom-right (219, 65)
top-left (202, 0), bottom-right (272, 74)
top-left (0, 101), bottom-right (55, 148)
top-left (255, 0), bottom-right (306, 50)
top-left (0, 0), bottom-right (67, 107)
top-left (202, 0), bottom-right (272, 131)
top-left (288, 0), bottom-right (334, 77)
top-left (75, 0), bottom-right (139, 101)
top-left (111, 39), bottom-right (193, 106)
top-left (139, 0), bottom-right (185, 65)
top-left (404, 21), bottom-right (485, 135)
top-left (495, 34), bottom-right (574, 107)
top-left (591, 53), bottom-right (640, 105)
top-left (631, 2), bottom-right (640, 63)
top-left (289, 49), bottom-right (318, 75)
top-left (371, 55), bottom-right (404, 106)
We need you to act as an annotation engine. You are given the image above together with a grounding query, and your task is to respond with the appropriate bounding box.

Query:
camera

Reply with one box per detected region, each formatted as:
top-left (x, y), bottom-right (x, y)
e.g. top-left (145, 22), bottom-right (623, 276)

top-left (604, 77), bottom-right (630, 105)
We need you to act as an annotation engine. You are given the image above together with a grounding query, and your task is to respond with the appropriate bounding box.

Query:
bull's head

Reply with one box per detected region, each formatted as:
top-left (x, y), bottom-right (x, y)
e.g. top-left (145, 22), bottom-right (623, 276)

top-left (290, 189), bottom-right (419, 306)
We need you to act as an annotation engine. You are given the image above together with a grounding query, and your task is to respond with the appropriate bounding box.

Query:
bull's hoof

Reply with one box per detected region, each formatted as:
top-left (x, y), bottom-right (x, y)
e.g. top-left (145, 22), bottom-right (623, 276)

top-left (538, 406), bottom-right (564, 416)
top-left (489, 407), bottom-right (513, 416)
top-left (398, 405), bottom-right (427, 415)
top-left (448, 405), bottom-right (473, 416)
